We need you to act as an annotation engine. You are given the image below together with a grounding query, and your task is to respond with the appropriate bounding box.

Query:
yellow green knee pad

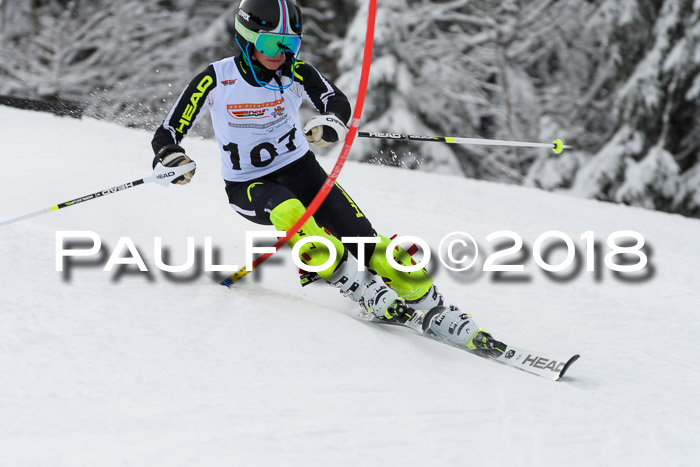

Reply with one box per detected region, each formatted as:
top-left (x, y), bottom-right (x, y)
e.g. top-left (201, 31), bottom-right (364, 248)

top-left (368, 234), bottom-right (433, 300)
top-left (270, 199), bottom-right (345, 280)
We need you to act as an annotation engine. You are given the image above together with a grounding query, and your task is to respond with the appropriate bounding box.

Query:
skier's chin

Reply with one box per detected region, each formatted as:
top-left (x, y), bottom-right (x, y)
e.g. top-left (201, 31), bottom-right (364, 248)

top-left (262, 62), bottom-right (284, 71)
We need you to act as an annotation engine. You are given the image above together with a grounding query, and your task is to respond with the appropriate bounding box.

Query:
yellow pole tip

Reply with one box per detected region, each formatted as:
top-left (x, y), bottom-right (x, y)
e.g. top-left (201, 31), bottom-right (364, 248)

top-left (553, 139), bottom-right (565, 155)
top-left (231, 269), bottom-right (251, 283)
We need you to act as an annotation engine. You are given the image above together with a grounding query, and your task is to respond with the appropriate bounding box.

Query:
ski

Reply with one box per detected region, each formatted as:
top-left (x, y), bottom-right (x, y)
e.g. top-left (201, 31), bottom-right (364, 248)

top-left (357, 308), bottom-right (580, 381)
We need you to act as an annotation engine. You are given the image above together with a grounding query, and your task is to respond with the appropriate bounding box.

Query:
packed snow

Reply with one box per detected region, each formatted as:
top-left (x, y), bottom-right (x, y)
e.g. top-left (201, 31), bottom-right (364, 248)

top-left (1, 107), bottom-right (700, 466)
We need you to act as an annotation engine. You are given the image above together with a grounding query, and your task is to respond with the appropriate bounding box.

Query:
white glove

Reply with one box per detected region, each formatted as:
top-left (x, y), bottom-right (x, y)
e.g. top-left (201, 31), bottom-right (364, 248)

top-left (157, 147), bottom-right (196, 185)
top-left (303, 113), bottom-right (349, 148)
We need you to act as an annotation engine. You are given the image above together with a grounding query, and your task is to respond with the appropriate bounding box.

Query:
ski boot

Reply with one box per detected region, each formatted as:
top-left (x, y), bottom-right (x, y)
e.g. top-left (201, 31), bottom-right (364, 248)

top-left (328, 252), bottom-right (410, 321)
top-left (412, 286), bottom-right (506, 358)
top-left (406, 284), bottom-right (443, 312)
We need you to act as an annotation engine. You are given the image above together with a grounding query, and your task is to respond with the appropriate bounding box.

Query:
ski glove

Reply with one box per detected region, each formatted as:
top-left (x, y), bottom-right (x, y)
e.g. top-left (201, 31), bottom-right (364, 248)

top-left (153, 145), bottom-right (196, 185)
top-left (303, 113), bottom-right (348, 148)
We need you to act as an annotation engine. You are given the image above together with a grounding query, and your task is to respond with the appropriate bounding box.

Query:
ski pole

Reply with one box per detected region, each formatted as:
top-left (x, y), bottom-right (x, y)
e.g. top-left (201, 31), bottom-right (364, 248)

top-left (357, 132), bottom-right (571, 154)
top-left (0, 162), bottom-right (196, 228)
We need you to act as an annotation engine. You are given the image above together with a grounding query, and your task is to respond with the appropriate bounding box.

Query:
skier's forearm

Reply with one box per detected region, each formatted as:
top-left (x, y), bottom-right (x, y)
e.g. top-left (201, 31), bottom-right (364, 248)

top-left (296, 62), bottom-right (351, 124)
top-left (325, 93), bottom-right (351, 126)
top-left (151, 126), bottom-right (180, 156)
top-left (151, 64), bottom-right (217, 156)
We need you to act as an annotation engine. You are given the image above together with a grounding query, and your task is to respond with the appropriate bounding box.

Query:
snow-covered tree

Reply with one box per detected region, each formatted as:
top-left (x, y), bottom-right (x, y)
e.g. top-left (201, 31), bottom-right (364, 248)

top-left (0, 0), bottom-right (229, 128)
top-left (338, 0), bottom-right (599, 180)
top-left (0, 0), bottom-right (351, 131)
top-left (530, 0), bottom-right (700, 216)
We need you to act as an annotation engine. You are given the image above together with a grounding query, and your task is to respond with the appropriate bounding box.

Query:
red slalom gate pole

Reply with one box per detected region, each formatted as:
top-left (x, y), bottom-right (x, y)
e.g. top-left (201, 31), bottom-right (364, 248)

top-left (222, 0), bottom-right (378, 286)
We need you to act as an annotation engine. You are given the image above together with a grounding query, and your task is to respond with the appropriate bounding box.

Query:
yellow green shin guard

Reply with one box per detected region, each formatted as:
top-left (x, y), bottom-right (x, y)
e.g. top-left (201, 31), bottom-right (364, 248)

top-left (270, 199), bottom-right (345, 280)
top-left (368, 235), bottom-right (433, 301)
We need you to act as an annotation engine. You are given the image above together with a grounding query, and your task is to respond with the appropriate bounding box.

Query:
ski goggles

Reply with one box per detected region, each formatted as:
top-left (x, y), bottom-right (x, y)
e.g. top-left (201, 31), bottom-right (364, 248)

top-left (235, 18), bottom-right (302, 57)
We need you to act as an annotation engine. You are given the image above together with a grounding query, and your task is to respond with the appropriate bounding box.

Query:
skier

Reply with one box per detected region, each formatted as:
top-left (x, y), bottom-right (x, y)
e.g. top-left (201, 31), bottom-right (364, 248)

top-left (150, 0), bottom-right (504, 357)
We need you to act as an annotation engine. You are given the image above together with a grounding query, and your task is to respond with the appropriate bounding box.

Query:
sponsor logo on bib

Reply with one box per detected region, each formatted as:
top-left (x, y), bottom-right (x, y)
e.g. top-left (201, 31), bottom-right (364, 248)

top-left (227, 98), bottom-right (285, 120)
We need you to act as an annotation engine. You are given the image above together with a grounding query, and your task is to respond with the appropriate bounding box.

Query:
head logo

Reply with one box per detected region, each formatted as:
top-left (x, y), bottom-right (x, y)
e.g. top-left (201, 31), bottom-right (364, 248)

top-left (157, 171), bottom-right (176, 180)
top-left (176, 75), bottom-right (214, 133)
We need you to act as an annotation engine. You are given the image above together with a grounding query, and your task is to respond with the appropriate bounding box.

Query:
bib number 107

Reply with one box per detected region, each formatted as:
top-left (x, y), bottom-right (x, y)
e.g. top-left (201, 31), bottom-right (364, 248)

top-left (224, 128), bottom-right (298, 170)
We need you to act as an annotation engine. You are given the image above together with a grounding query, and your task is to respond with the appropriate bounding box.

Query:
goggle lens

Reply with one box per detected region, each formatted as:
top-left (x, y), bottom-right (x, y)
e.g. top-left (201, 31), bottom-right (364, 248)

top-left (255, 33), bottom-right (302, 57)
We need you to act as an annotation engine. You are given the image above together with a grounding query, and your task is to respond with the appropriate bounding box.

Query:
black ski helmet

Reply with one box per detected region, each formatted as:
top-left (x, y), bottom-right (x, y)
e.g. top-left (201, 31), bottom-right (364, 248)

top-left (234, 0), bottom-right (303, 56)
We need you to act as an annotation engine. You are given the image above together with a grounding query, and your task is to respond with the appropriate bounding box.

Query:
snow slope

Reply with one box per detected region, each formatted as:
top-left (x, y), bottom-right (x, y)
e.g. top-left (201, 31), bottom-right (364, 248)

top-left (1, 107), bottom-right (700, 466)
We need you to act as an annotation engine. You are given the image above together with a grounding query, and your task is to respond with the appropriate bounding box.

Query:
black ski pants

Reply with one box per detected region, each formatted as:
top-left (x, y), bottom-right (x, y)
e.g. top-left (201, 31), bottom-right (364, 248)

top-left (225, 151), bottom-right (377, 262)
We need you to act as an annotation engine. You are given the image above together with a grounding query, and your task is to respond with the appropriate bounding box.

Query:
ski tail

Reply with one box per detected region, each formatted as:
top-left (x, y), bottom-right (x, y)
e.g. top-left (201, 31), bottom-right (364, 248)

top-left (559, 354), bottom-right (581, 380)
